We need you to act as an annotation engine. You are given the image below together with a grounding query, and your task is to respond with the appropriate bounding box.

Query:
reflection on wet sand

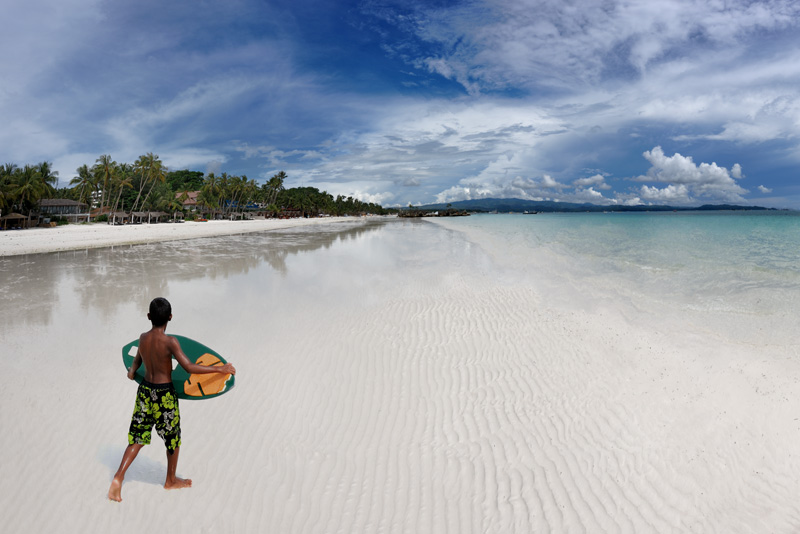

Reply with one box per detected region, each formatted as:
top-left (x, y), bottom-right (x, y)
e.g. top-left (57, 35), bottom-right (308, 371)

top-left (0, 219), bottom-right (388, 329)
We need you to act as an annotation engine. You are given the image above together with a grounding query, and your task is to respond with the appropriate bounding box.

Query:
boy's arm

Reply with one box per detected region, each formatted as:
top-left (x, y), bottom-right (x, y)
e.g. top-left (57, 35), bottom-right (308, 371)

top-left (169, 337), bottom-right (236, 376)
top-left (127, 351), bottom-right (142, 380)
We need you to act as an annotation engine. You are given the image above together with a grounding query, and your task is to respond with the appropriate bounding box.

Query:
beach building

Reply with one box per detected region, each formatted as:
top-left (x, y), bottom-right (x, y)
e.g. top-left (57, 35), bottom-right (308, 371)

top-left (110, 212), bottom-right (129, 225)
top-left (0, 213), bottom-right (29, 230)
top-left (131, 211), bottom-right (169, 224)
top-left (39, 199), bottom-right (89, 223)
top-left (178, 191), bottom-right (200, 211)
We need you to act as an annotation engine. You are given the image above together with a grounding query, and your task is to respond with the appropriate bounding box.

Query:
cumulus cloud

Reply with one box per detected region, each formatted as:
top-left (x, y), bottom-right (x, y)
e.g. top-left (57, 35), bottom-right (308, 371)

top-left (634, 146), bottom-right (747, 204)
top-left (573, 174), bottom-right (611, 190)
top-left (572, 186), bottom-right (608, 203)
top-left (758, 185), bottom-right (773, 193)
top-left (540, 174), bottom-right (563, 189)
top-left (640, 184), bottom-right (691, 203)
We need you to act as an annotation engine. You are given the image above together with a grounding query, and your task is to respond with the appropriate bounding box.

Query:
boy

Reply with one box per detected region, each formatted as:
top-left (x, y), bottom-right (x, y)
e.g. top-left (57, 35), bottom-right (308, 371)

top-left (108, 297), bottom-right (236, 502)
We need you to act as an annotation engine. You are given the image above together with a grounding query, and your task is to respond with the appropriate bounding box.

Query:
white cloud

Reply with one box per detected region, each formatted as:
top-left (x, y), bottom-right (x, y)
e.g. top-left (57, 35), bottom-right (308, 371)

top-left (572, 187), bottom-right (609, 203)
top-left (540, 174), bottom-right (563, 189)
top-left (352, 190), bottom-right (395, 205)
top-left (758, 185), bottom-right (773, 194)
top-left (411, 0), bottom-right (800, 93)
top-left (639, 184), bottom-right (691, 204)
top-left (635, 146), bottom-right (747, 204)
top-left (573, 174), bottom-right (611, 190)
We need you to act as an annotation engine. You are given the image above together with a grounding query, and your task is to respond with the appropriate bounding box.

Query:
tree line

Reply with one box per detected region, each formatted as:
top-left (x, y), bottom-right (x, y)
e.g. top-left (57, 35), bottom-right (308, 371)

top-left (1, 154), bottom-right (394, 220)
top-left (0, 162), bottom-right (59, 216)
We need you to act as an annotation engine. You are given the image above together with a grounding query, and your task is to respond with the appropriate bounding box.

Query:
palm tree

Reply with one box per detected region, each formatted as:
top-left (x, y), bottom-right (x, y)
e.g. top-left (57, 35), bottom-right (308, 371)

top-left (175, 188), bottom-right (190, 206)
top-left (266, 171), bottom-right (286, 206)
top-left (131, 154), bottom-right (149, 211)
top-left (244, 178), bottom-right (258, 216)
top-left (93, 155), bottom-right (116, 215)
top-left (12, 164), bottom-right (47, 217)
top-left (137, 154), bottom-right (166, 212)
top-left (200, 173), bottom-right (222, 218)
top-left (166, 195), bottom-right (184, 221)
top-left (217, 172), bottom-right (232, 215)
top-left (170, 189), bottom-right (189, 219)
top-left (226, 175), bottom-right (250, 217)
top-left (0, 163), bottom-right (18, 215)
top-left (70, 164), bottom-right (97, 221)
top-left (110, 172), bottom-right (133, 224)
top-left (37, 161), bottom-right (59, 191)
top-left (70, 165), bottom-right (94, 203)
top-left (197, 188), bottom-right (218, 218)
top-left (130, 153), bottom-right (163, 212)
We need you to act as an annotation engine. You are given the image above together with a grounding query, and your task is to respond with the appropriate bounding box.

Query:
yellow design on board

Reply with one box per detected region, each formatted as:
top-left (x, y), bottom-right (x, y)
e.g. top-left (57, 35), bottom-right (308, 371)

top-left (183, 353), bottom-right (231, 397)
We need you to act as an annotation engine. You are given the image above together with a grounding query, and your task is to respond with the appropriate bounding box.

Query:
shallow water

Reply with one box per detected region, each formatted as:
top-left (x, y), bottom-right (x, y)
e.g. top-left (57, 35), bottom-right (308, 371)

top-left (0, 219), bottom-right (441, 330)
top-left (434, 211), bottom-right (800, 346)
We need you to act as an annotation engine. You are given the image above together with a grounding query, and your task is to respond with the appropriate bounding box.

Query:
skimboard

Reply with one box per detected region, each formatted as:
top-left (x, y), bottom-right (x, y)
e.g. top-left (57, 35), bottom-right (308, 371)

top-left (121, 335), bottom-right (235, 400)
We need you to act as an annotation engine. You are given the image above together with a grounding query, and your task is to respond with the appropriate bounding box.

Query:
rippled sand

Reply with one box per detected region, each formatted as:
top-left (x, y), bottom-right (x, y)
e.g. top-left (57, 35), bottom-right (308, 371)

top-left (2, 218), bottom-right (799, 533)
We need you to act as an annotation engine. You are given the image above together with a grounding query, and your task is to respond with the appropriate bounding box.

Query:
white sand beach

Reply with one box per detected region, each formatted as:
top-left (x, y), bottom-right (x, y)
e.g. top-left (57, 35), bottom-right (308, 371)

top-left (2, 216), bottom-right (799, 533)
top-left (0, 217), bottom-right (364, 256)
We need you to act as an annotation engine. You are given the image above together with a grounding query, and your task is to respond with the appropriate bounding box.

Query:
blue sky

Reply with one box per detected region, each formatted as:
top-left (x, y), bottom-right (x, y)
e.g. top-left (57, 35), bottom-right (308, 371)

top-left (3, 0), bottom-right (800, 208)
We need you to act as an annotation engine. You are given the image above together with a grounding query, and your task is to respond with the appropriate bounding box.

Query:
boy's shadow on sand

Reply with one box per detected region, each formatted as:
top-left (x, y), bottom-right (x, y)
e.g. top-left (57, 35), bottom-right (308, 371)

top-left (99, 446), bottom-right (168, 486)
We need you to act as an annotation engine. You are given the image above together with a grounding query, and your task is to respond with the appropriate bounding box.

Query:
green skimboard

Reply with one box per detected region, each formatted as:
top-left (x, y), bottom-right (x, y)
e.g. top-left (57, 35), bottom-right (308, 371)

top-left (122, 335), bottom-right (235, 400)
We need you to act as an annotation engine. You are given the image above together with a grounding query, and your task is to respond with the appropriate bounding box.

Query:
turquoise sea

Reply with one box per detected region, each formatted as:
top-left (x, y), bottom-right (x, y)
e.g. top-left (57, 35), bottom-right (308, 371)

top-left (432, 211), bottom-right (800, 346)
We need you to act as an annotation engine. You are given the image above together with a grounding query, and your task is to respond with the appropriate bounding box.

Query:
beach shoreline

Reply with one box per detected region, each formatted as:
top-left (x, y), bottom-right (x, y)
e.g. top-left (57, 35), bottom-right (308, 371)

top-left (3, 214), bottom-right (800, 532)
top-left (0, 216), bottom-right (384, 257)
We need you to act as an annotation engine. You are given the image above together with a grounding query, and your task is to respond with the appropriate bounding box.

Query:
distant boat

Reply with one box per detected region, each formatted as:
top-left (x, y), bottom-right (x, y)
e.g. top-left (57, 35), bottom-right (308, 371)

top-left (523, 211), bottom-right (538, 214)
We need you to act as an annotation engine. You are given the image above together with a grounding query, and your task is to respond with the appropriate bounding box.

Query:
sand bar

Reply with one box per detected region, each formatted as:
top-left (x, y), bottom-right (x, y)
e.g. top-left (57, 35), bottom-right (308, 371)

top-left (0, 216), bottom-right (372, 256)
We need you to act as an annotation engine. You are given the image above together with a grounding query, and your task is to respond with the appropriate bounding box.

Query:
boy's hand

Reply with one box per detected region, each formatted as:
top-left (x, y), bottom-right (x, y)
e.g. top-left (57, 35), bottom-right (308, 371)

top-left (127, 367), bottom-right (136, 380)
top-left (220, 363), bottom-right (236, 375)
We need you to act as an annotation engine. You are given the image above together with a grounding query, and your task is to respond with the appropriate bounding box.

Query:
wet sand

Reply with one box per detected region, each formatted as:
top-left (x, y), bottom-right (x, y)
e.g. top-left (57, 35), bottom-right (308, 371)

top-left (0, 217), bottom-right (367, 256)
top-left (2, 218), bottom-right (800, 533)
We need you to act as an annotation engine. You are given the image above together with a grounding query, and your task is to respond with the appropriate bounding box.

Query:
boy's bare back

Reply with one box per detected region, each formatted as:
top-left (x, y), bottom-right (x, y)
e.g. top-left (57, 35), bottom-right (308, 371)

top-left (136, 328), bottom-right (181, 384)
top-left (130, 326), bottom-right (236, 384)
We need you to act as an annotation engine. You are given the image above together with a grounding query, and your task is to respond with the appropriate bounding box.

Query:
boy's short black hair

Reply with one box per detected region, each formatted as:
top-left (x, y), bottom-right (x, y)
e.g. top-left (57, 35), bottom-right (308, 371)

top-left (149, 297), bottom-right (172, 326)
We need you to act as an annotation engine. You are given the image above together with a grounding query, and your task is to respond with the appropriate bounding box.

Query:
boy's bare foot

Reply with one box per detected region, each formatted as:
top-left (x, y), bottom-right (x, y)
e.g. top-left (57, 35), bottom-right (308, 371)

top-left (108, 478), bottom-right (123, 502)
top-left (164, 476), bottom-right (192, 490)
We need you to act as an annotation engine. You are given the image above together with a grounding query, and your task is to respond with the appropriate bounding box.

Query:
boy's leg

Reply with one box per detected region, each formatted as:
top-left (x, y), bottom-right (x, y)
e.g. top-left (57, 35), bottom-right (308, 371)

top-left (164, 446), bottom-right (192, 490)
top-left (108, 443), bottom-right (144, 502)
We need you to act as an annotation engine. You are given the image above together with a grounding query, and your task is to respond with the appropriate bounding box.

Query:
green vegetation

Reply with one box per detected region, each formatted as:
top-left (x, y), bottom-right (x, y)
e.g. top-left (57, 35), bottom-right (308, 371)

top-left (0, 162), bottom-right (58, 216)
top-left (3, 154), bottom-right (394, 222)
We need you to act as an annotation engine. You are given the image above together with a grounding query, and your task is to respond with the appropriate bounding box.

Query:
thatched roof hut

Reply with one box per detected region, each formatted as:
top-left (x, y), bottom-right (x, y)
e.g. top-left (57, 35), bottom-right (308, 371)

top-left (110, 212), bottom-right (129, 224)
top-left (0, 213), bottom-right (29, 230)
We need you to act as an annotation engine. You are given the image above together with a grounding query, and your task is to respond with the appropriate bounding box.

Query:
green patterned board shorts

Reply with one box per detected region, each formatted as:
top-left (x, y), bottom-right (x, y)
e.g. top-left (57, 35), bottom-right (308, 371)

top-left (128, 380), bottom-right (181, 454)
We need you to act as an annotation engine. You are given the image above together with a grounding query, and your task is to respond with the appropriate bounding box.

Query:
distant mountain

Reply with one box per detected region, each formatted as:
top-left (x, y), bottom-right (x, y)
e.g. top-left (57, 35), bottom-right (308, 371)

top-left (414, 198), bottom-right (773, 213)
